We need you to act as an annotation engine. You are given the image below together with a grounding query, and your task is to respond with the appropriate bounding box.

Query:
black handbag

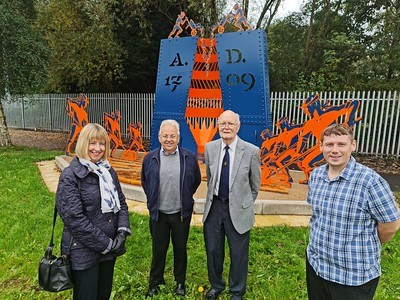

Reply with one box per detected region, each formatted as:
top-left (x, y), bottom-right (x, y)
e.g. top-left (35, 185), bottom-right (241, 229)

top-left (38, 205), bottom-right (74, 292)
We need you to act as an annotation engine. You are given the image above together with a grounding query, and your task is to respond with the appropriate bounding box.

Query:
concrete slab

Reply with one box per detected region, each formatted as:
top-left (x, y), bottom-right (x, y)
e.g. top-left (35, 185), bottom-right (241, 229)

top-left (36, 161), bottom-right (60, 193)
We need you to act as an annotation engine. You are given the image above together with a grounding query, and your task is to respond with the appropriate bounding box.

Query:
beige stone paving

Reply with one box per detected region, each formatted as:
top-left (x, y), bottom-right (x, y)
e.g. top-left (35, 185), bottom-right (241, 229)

top-left (37, 160), bottom-right (310, 227)
top-left (36, 160), bottom-right (60, 193)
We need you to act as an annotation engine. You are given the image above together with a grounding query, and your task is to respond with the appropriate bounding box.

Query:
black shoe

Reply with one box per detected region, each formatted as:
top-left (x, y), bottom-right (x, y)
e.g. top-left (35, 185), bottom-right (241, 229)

top-left (146, 286), bottom-right (159, 297)
top-left (175, 283), bottom-right (186, 296)
top-left (205, 288), bottom-right (221, 300)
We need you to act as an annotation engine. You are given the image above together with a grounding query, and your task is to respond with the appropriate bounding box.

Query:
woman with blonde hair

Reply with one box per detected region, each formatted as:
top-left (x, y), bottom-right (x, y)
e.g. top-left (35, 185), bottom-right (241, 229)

top-left (56, 123), bottom-right (131, 300)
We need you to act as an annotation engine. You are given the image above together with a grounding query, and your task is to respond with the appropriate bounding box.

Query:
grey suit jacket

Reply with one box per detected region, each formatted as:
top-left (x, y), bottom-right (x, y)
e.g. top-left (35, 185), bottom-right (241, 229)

top-left (202, 137), bottom-right (261, 234)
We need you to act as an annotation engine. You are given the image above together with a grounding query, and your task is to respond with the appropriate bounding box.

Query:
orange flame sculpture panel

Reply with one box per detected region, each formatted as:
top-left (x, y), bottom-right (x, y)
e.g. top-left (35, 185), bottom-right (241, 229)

top-left (103, 111), bottom-right (124, 158)
top-left (103, 111), bottom-right (146, 162)
top-left (102, 111), bottom-right (146, 185)
top-left (65, 93), bottom-right (89, 156)
top-left (121, 122), bottom-right (147, 161)
top-left (259, 94), bottom-right (362, 192)
top-left (185, 38), bottom-right (223, 160)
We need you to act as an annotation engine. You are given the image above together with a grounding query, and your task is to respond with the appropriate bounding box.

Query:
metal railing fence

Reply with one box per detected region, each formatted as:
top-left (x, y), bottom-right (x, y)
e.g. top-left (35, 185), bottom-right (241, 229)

top-left (2, 93), bottom-right (154, 139)
top-left (270, 91), bottom-right (400, 157)
top-left (2, 91), bottom-right (399, 157)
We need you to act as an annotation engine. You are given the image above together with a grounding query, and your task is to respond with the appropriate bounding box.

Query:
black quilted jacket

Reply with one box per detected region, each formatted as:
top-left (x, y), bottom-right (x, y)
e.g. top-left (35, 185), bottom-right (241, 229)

top-left (55, 157), bottom-right (131, 271)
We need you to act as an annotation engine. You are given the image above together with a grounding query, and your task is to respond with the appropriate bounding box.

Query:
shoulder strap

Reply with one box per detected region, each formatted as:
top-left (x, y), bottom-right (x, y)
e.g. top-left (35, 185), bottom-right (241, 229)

top-left (48, 178), bottom-right (81, 253)
top-left (48, 205), bottom-right (58, 249)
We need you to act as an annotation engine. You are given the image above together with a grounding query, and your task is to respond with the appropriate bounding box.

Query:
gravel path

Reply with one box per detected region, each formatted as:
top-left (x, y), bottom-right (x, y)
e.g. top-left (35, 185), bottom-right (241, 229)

top-left (9, 129), bottom-right (69, 150)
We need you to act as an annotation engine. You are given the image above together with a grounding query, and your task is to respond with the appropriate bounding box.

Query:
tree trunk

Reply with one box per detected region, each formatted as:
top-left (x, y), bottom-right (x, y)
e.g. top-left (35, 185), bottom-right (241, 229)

top-left (304, 0), bottom-right (317, 73)
top-left (256, 0), bottom-right (281, 30)
top-left (242, 0), bottom-right (250, 17)
top-left (256, 0), bottom-right (272, 29)
top-left (266, 0), bottom-right (281, 29)
top-left (385, 4), bottom-right (399, 81)
top-left (210, 0), bottom-right (218, 23)
top-left (0, 100), bottom-right (12, 147)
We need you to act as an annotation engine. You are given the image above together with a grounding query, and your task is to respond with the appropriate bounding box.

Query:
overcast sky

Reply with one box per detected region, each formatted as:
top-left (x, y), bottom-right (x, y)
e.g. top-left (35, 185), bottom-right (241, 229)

top-left (225, 0), bottom-right (304, 25)
top-left (276, 0), bottom-right (303, 18)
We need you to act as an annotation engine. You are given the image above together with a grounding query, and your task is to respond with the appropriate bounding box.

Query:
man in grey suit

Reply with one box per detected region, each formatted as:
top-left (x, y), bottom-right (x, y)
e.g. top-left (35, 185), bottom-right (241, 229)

top-left (203, 110), bottom-right (261, 300)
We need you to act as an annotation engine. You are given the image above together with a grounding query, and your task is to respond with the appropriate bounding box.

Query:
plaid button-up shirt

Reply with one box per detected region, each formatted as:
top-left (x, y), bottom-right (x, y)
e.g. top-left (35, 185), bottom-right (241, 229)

top-left (306, 157), bottom-right (400, 286)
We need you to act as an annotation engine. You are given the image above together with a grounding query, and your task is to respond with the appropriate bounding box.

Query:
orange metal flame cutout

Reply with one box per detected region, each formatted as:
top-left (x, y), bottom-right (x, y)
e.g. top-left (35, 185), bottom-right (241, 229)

top-left (103, 111), bottom-right (124, 157)
top-left (168, 5), bottom-right (253, 39)
top-left (185, 38), bottom-right (223, 160)
top-left (103, 111), bottom-right (146, 162)
top-left (260, 94), bottom-right (362, 191)
top-left (231, 3), bottom-right (253, 32)
top-left (121, 122), bottom-right (147, 161)
top-left (65, 93), bottom-right (89, 156)
top-left (168, 11), bottom-right (190, 39)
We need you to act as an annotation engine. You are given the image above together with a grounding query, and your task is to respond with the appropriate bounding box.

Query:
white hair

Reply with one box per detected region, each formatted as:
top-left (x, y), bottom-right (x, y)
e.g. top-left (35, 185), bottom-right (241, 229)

top-left (158, 119), bottom-right (180, 135)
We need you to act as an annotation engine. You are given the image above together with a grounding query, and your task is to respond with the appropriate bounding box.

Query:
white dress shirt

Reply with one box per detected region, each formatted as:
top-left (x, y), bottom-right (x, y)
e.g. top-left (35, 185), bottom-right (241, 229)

top-left (214, 136), bottom-right (238, 196)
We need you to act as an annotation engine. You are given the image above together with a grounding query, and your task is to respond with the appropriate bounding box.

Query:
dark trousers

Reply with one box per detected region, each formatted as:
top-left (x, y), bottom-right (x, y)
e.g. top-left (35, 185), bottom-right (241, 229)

top-left (203, 199), bottom-right (250, 298)
top-left (306, 256), bottom-right (379, 300)
top-left (149, 211), bottom-right (191, 287)
top-left (71, 259), bottom-right (116, 300)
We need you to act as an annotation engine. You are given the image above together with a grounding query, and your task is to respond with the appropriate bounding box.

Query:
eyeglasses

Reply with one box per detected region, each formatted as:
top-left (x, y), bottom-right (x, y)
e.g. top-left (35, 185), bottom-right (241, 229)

top-left (160, 134), bottom-right (178, 140)
top-left (218, 122), bottom-right (237, 128)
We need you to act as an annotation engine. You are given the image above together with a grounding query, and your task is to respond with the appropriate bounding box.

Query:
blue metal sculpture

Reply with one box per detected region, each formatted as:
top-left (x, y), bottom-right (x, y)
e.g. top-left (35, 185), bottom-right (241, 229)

top-left (151, 29), bottom-right (272, 158)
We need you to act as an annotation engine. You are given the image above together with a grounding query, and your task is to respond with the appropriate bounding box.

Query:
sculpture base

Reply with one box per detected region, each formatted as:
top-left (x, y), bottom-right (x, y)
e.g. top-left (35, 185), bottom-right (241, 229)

top-left (55, 155), bottom-right (310, 216)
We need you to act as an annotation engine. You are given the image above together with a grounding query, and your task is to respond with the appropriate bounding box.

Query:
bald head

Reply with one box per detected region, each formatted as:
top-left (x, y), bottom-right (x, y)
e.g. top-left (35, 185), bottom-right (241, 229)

top-left (218, 110), bottom-right (241, 145)
top-left (218, 110), bottom-right (240, 124)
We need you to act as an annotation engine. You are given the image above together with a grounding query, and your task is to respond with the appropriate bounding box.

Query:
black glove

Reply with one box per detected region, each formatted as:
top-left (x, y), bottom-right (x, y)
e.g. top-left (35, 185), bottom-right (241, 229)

top-left (111, 231), bottom-right (128, 254)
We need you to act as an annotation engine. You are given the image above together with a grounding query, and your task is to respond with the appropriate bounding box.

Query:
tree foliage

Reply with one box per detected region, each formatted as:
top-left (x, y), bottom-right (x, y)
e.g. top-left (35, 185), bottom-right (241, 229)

top-left (35, 0), bottom-right (126, 92)
top-left (268, 0), bottom-right (400, 91)
top-left (111, 0), bottom-right (187, 92)
top-left (0, 1), bottom-right (48, 95)
top-left (1, 0), bottom-right (399, 94)
top-left (0, 0), bottom-right (49, 146)
top-left (267, 13), bottom-right (307, 91)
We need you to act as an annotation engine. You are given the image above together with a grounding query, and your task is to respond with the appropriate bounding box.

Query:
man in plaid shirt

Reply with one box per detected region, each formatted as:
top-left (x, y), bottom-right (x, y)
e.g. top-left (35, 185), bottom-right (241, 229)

top-left (306, 123), bottom-right (400, 300)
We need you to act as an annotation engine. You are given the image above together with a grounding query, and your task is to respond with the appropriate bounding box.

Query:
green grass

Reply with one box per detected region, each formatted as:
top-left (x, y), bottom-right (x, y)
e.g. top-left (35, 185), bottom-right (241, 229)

top-left (1, 147), bottom-right (400, 299)
top-left (394, 192), bottom-right (400, 205)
